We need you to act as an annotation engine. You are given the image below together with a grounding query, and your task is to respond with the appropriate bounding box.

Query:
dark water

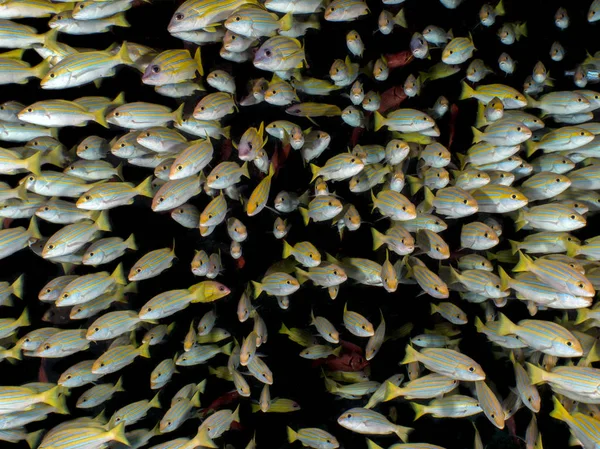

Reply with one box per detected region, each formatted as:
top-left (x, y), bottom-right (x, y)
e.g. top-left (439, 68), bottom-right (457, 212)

top-left (2, 0), bottom-right (599, 448)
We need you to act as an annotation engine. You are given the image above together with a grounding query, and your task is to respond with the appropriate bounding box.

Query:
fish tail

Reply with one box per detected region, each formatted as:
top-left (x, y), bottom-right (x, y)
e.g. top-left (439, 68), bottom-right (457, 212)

top-left (113, 162), bottom-right (124, 181)
top-left (135, 175), bottom-right (155, 198)
top-left (525, 140), bottom-right (538, 157)
top-left (27, 216), bottom-right (42, 240)
top-left (116, 42), bottom-right (133, 65)
top-left (371, 228), bottom-right (386, 251)
top-left (108, 422), bottom-right (129, 446)
top-left (471, 126), bottom-right (484, 144)
top-left (474, 316), bottom-right (485, 333)
top-left (251, 281), bottom-right (262, 299)
top-left (475, 102), bottom-right (487, 128)
top-left (15, 183), bottom-right (28, 201)
top-left (498, 266), bottom-right (512, 291)
top-left (112, 91), bottom-right (126, 107)
top-left (16, 308), bottom-right (29, 327)
top-left (447, 266), bottom-right (462, 285)
top-left (393, 8), bottom-right (407, 28)
top-left (282, 240), bottom-right (293, 259)
top-left (173, 103), bottom-right (185, 124)
top-left (32, 58), bottom-right (50, 80)
top-left (221, 126), bottom-right (231, 139)
top-left (251, 403), bottom-right (260, 413)
top-left (286, 427), bottom-right (298, 443)
top-left (111, 12), bottom-right (130, 27)
top-left (399, 344), bottom-right (419, 365)
top-left (508, 240), bottom-right (520, 255)
top-left (111, 263), bottom-right (127, 285)
top-left (423, 186), bottom-right (435, 212)
top-left (518, 22), bottom-right (528, 38)
top-left (373, 111), bottom-right (385, 131)
top-left (94, 106), bottom-right (109, 128)
top-left (42, 28), bottom-right (59, 50)
top-left (512, 250), bottom-right (534, 273)
top-left (149, 391), bottom-right (161, 408)
top-left (299, 207), bottom-right (309, 226)
top-left (295, 268), bottom-right (309, 285)
top-left (124, 233), bottom-right (137, 251)
top-left (549, 396), bottom-right (572, 424)
top-left (495, 0), bottom-right (505, 15)
top-left (309, 164), bottom-right (321, 183)
top-left (332, 346), bottom-right (342, 357)
top-left (395, 425), bottom-right (413, 442)
top-left (496, 312), bottom-right (517, 336)
top-left (25, 430), bottom-right (44, 449)
top-left (190, 389), bottom-right (201, 407)
top-left (366, 439), bottom-right (384, 449)
top-left (459, 81), bottom-right (475, 100)
top-left (241, 161), bottom-right (250, 179)
top-left (138, 340), bottom-right (151, 358)
top-left (24, 151), bottom-right (42, 177)
top-left (279, 12), bottom-right (293, 31)
top-left (525, 94), bottom-right (539, 108)
top-left (11, 274), bottom-right (24, 299)
top-left (221, 342), bottom-right (233, 356)
top-left (279, 322), bottom-right (290, 335)
top-left (406, 175), bottom-right (423, 195)
top-left (95, 210), bottom-right (112, 232)
top-left (565, 240), bottom-right (581, 257)
top-left (411, 402), bottom-right (427, 421)
top-left (193, 48), bottom-right (204, 76)
top-left (383, 381), bottom-right (403, 401)
top-left (40, 385), bottom-right (62, 410)
top-left (114, 376), bottom-right (125, 392)
top-left (430, 302), bottom-right (438, 315)
top-left (575, 308), bottom-right (589, 325)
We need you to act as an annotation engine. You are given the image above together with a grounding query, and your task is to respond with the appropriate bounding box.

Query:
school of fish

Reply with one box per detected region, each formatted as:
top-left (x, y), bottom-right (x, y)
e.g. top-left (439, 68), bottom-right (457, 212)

top-left (1, 0), bottom-right (600, 448)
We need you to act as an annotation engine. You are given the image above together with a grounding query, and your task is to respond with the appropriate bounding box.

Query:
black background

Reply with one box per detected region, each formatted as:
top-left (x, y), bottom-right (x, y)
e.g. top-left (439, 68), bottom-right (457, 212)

top-left (2, 0), bottom-right (600, 448)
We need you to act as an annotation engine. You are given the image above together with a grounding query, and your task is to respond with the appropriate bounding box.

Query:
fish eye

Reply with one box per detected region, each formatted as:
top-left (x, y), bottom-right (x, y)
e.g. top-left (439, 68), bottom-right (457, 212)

top-left (175, 13), bottom-right (184, 20)
top-left (27, 108), bottom-right (32, 113)
top-left (94, 327), bottom-right (99, 332)
top-left (158, 197), bottom-right (165, 203)
top-left (402, 206), bottom-right (406, 211)
top-left (463, 199), bottom-right (468, 204)
top-left (581, 132), bottom-right (586, 136)
top-left (468, 366), bottom-right (475, 372)
top-left (570, 215), bottom-right (576, 219)
top-left (100, 363), bottom-right (104, 367)
top-left (265, 50), bottom-right (272, 57)
top-left (48, 244), bottom-right (54, 249)
top-left (556, 178), bottom-right (561, 182)
top-left (85, 195), bottom-right (91, 200)
top-left (578, 98), bottom-right (583, 102)
top-left (50, 73), bottom-right (55, 78)
top-left (44, 344), bottom-right (50, 350)
top-left (136, 268), bottom-right (142, 273)
top-left (511, 194), bottom-right (517, 199)
top-left (495, 284), bottom-right (500, 289)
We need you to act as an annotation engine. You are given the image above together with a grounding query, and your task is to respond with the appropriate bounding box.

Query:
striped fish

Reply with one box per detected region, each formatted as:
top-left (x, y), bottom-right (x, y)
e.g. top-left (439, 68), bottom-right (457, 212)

top-left (442, 36), bottom-right (475, 64)
top-left (299, 195), bottom-right (343, 224)
top-left (160, 392), bottom-right (200, 433)
top-left (58, 360), bottom-right (102, 388)
top-left (109, 393), bottom-right (161, 427)
top-left (549, 396), bottom-right (600, 448)
top-left (143, 49), bottom-right (202, 86)
top-left (41, 43), bottom-right (133, 89)
top-left (0, 20), bottom-right (57, 49)
top-left (176, 343), bottom-right (232, 366)
top-left (496, 313), bottom-right (582, 357)
top-left (460, 82), bottom-right (528, 108)
top-left (253, 35), bottom-right (305, 72)
top-left (55, 263), bottom-right (127, 306)
top-left (287, 427), bottom-right (338, 449)
top-left (38, 422), bottom-right (128, 449)
top-left (0, 218), bottom-right (41, 260)
top-left (76, 378), bottom-right (124, 408)
top-left (0, 57), bottom-right (48, 85)
top-left (152, 175), bottom-right (203, 212)
top-left (247, 163), bottom-right (274, 216)
top-left (170, 140), bottom-right (214, 180)
top-left (32, 329), bottom-right (89, 358)
top-left (107, 102), bottom-right (184, 129)
top-left (412, 395), bottom-right (482, 419)
top-left (400, 345), bottom-right (486, 381)
top-left (200, 192), bottom-right (227, 226)
top-left (337, 407), bottom-right (412, 441)
top-left (384, 373), bottom-right (459, 401)
top-left (193, 92), bottom-right (236, 121)
top-left (475, 380), bottom-right (505, 429)
top-left (128, 244), bottom-right (176, 281)
top-left (91, 342), bottom-right (151, 375)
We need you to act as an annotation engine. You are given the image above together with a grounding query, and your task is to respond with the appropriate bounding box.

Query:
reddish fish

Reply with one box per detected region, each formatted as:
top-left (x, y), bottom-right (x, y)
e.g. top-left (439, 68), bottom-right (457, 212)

top-left (379, 86), bottom-right (407, 113)
top-left (384, 50), bottom-right (413, 69)
top-left (203, 390), bottom-right (240, 417)
top-left (220, 139), bottom-right (233, 162)
top-left (448, 104), bottom-right (459, 149)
